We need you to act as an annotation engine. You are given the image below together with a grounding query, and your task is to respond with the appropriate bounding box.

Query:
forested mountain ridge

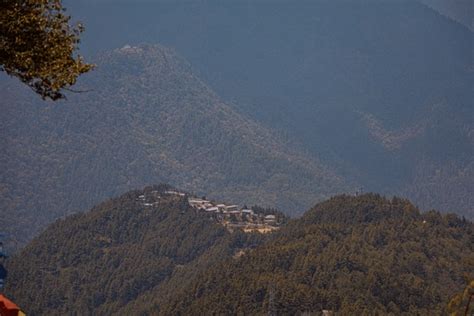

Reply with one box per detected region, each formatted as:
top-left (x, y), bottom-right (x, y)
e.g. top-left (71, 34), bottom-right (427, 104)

top-left (5, 185), bottom-right (266, 315)
top-left (154, 194), bottom-right (473, 315)
top-left (5, 191), bottom-right (472, 315)
top-left (0, 44), bottom-right (350, 248)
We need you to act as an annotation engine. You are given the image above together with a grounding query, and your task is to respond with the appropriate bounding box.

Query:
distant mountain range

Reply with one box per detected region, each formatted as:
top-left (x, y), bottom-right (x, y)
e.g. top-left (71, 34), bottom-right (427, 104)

top-left (66, 0), bottom-right (473, 218)
top-left (0, 44), bottom-right (350, 248)
top-left (6, 188), bottom-right (473, 314)
top-left (1, 0), bottom-right (472, 248)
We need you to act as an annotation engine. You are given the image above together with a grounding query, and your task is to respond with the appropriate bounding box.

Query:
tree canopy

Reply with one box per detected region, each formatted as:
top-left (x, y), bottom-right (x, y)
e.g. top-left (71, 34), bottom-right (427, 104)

top-left (0, 0), bottom-right (93, 100)
top-left (5, 192), bottom-right (473, 314)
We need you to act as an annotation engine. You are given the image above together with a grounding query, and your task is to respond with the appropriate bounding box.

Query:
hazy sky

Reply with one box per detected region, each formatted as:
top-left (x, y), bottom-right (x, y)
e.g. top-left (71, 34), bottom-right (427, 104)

top-left (419, 0), bottom-right (472, 31)
top-left (65, 0), bottom-right (472, 32)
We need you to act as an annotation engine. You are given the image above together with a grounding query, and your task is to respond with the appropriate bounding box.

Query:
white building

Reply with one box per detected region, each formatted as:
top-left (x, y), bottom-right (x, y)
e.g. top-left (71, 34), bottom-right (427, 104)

top-left (225, 205), bottom-right (239, 212)
top-left (264, 214), bottom-right (277, 224)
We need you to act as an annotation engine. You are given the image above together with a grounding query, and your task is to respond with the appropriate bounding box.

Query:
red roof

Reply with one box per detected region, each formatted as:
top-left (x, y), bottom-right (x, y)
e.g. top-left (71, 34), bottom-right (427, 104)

top-left (0, 294), bottom-right (21, 316)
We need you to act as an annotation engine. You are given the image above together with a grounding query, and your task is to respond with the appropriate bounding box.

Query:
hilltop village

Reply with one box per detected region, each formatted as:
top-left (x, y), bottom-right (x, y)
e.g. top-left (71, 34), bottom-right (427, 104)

top-left (137, 187), bottom-right (283, 233)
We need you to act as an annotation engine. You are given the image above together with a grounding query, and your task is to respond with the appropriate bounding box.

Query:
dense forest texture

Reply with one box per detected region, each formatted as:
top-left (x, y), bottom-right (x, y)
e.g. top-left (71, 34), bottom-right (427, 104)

top-left (0, 44), bottom-right (350, 248)
top-left (5, 185), bottom-right (265, 315)
top-left (68, 0), bottom-right (473, 217)
top-left (6, 192), bottom-right (473, 315)
top-left (153, 195), bottom-right (473, 315)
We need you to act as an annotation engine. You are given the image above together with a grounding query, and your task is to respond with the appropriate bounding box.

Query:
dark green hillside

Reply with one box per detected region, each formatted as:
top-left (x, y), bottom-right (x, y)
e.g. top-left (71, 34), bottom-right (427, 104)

top-left (0, 44), bottom-right (350, 248)
top-left (5, 193), bottom-right (472, 314)
top-left (154, 194), bottom-right (473, 315)
top-left (5, 185), bottom-right (265, 315)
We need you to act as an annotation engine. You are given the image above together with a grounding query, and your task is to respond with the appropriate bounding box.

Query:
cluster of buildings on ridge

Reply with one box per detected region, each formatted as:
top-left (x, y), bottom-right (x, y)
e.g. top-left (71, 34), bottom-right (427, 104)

top-left (137, 189), bottom-right (281, 233)
top-left (187, 196), bottom-right (278, 231)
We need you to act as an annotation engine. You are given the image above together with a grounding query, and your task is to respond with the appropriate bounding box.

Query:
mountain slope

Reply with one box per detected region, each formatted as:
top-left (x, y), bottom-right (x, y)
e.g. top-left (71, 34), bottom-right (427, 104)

top-left (65, 0), bottom-right (474, 218)
top-left (418, 0), bottom-right (473, 31)
top-left (0, 44), bottom-right (350, 247)
top-left (155, 194), bottom-right (474, 315)
top-left (5, 185), bottom-right (264, 315)
top-left (6, 192), bottom-right (473, 315)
